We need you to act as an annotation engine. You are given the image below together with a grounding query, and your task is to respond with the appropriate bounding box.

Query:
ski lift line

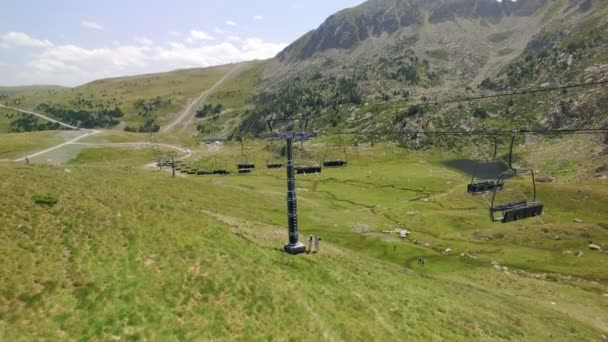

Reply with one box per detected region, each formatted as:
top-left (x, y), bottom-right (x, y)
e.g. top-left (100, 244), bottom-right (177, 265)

top-left (415, 79), bottom-right (608, 107)
top-left (322, 128), bottom-right (608, 137)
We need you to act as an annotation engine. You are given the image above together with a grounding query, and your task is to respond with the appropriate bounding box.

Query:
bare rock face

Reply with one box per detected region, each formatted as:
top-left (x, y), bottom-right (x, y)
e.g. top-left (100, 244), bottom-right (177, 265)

top-left (278, 0), bottom-right (553, 62)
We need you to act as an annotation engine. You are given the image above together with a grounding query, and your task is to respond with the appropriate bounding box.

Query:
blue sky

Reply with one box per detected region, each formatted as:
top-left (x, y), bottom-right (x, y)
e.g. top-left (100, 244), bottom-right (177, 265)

top-left (0, 0), bottom-right (365, 86)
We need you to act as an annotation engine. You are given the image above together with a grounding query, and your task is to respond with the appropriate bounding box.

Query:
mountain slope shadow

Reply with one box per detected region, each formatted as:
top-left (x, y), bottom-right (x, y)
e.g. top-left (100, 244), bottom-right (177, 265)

top-left (442, 159), bottom-right (511, 179)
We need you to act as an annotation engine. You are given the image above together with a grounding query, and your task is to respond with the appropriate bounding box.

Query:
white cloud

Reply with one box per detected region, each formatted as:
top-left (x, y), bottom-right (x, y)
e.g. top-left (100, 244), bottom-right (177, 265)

top-left (166, 41), bottom-right (185, 49)
top-left (81, 20), bottom-right (104, 30)
top-left (213, 27), bottom-right (225, 35)
top-left (7, 35), bottom-right (287, 86)
top-left (169, 31), bottom-right (180, 37)
top-left (225, 21), bottom-right (238, 27)
top-left (188, 30), bottom-right (215, 41)
top-left (135, 37), bottom-right (154, 46)
top-left (253, 15), bottom-right (264, 22)
top-left (1, 32), bottom-right (53, 48)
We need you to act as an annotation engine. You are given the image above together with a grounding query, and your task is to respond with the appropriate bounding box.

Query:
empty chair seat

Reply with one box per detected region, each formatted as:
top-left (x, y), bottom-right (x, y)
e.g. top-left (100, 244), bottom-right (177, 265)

top-left (238, 169), bottom-right (252, 174)
top-left (323, 160), bottom-right (347, 168)
top-left (490, 201), bottom-right (543, 223)
top-left (237, 163), bottom-right (256, 170)
top-left (213, 170), bottom-right (230, 175)
top-left (266, 163), bottom-right (284, 169)
top-left (296, 166), bottom-right (322, 175)
top-left (197, 171), bottom-right (212, 175)
top-left (468, 181), bottom-right (503, 194)
top-left (501, 202), bottom-right (544, 223)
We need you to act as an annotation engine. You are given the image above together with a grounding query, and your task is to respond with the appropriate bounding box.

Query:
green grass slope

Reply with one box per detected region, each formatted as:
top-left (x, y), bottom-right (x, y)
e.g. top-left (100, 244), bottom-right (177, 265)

top-left (1, 136), bottom-right (607, 340)
top-left (0, 64), bottom-right (244, 130)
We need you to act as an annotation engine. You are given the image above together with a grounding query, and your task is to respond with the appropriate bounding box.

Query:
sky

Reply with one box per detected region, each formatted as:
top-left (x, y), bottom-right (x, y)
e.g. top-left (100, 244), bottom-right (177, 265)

top-left (0, 0), bottom-right (365, 87)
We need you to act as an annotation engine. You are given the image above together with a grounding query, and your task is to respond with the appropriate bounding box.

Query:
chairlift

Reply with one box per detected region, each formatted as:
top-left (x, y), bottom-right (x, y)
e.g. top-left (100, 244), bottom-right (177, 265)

top-left (489, 170), bottom-right (544, 223)
top-left (488, 131), bottom-right (543, 223)
top-left (295, 140), bottom-right (321, 175)
top-left (211, 156), bottom-right (230, 175)
top-left (468, 136), bottom-right (505, 195)
top-left (322, 135), bottom-right (348, 168)
top-left (236, 142), bottom-right (256, 170)
top-left (265, 141), bottom-right (285, 169)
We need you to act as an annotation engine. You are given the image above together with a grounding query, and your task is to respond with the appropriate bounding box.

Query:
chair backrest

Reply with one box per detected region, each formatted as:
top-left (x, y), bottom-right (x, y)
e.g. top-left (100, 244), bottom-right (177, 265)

top-left (502, 203), bottom-right (544, 223)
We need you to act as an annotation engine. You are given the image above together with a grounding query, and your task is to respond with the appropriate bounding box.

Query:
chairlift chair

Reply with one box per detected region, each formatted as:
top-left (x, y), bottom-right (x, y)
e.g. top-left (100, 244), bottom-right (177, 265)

top-left (211, 157), bottom-right (230, 175)
top-left (267, 162), bottom-right (284, 169)
top-left (295, 142), bottom-right (321, 175)
top-left (263, 139), bottom-right (284, 169)
top-left (489, 170), bottom-right (544, 223)
top-left (322, 135), bottom-right (348, 168)
top-left (236, 142), bottom-right (256, 170)
top-left (468, 136), bottom-right (505, 195)
top-left (488, 131), bottom-right (543, 223)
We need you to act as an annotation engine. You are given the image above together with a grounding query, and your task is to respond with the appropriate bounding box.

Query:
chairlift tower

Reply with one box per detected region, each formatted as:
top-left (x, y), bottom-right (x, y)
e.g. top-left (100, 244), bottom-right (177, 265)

top-left (266, 118), bottom-right (315, 255)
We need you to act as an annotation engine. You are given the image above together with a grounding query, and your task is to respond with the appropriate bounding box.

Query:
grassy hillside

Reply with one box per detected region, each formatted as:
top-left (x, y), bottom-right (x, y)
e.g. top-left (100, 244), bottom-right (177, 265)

top-left (0, 131), bottom-right (68, 160)
top-left (1, 133), bottom-right (607, 340)
top-left (0, 64), bottom-right (243, 131)
top-left (0, 85), bottom-right (66, 97)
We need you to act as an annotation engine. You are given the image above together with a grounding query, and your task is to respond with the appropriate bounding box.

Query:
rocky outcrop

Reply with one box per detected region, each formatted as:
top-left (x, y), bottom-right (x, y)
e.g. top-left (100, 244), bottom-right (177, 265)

top-left (278, 0), bottom-right (558, 62)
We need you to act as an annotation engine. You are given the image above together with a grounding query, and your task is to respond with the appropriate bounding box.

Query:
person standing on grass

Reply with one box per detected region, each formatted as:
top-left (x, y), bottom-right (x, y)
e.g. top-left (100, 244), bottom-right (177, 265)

top-left (418, 256), bottom-right (425, 267)
top-left (314, 236), bottom-right (321, 253)
top-left (308, 235), bottom-right (314, 253)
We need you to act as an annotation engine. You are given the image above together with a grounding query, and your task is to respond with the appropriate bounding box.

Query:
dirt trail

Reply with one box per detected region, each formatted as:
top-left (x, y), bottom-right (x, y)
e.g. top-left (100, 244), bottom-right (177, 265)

top-left (14, 130), bottom-right (101, 162)
top-left (162, 64), bottom-right (244, 134)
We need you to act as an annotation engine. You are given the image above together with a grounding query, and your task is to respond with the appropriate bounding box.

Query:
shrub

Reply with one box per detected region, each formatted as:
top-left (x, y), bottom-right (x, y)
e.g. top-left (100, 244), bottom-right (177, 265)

top-left (473, 107), bottom-right (489, 119)
top-left (32, 194), bottom-right (58, 207)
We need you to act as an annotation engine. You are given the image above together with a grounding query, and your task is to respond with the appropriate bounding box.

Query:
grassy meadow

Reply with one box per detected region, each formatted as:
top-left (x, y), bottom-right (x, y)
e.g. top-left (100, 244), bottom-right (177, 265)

top-left (0, 131), bottom-right (607, 340)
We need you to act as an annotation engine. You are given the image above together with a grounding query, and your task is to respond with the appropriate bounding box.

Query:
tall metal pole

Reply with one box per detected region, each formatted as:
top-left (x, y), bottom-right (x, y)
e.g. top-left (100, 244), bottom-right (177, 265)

top-left (171, 154), bottom-right (176, 178)
top-left (284, 135), bottom-right (306, 254)
top-left (266, 118), bottom-right (311, 255)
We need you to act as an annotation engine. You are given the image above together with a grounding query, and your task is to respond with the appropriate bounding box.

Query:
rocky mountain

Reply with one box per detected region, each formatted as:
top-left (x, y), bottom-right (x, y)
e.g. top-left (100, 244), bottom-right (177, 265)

top-left (277, 0), bottom-right (570, 63)
top-left (236, 0), bottom-right (607, 141)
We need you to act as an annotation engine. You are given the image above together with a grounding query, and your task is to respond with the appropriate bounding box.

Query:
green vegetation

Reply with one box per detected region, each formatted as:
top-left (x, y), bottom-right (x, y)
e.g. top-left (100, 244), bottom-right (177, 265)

top-left (32, 193), bottom-right (58, 206)
top-left (8, 114), bottom-right (64, 132)
top-left (195, 103), bottom-right (223, 118)
top-left (0, 131), bottom-right (65, 160)
top-left (0, 136), bottom-right (607, 339)
top-left (34, 103), bottom-right (123, 129)
top-left (426, 48), bottom-right (449, 61)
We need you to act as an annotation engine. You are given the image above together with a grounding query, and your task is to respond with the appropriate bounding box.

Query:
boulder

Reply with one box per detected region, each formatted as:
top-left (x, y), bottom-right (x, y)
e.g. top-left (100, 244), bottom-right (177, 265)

top-left (536, 176), bottom-right (555, 183)
top-left (588, 244), bottom-right (602, 251)
top-left (576, 251), bottom-right (584, 257)
top-left (574, 219), bottom-right (584, 223)
top-left (442, 248), bottom-right (452, 255)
